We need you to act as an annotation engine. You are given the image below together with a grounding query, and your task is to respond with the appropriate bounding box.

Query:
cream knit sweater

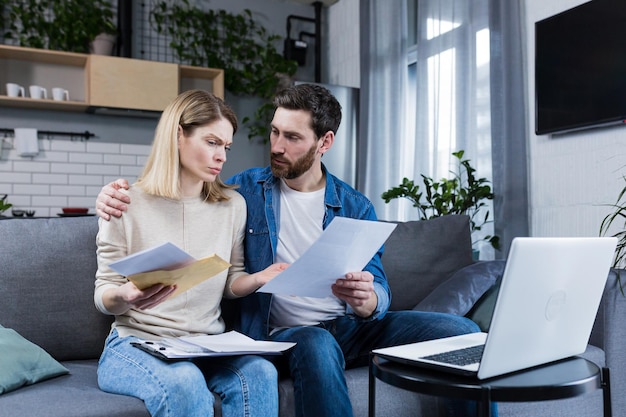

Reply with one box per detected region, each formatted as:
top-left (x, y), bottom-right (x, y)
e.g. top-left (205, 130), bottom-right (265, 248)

top-left (94, 185), bottom-right (247, 340)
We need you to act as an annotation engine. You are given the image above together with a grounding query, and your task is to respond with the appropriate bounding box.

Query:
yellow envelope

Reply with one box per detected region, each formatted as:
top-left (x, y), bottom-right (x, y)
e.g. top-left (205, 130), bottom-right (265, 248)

top-left (127, 254), bottom-right (231, 297)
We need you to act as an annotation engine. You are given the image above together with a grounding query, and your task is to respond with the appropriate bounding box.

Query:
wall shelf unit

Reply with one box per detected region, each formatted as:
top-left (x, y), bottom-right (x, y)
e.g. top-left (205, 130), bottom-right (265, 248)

top-left (0, 45), bottom-right (224, 115)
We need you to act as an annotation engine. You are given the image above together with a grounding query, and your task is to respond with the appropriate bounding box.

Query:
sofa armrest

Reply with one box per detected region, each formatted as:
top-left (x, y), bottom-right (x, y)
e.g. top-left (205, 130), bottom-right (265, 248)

top-left (589, 268), bottom-right (626, 412)
top-left (590, 269), bottom-right (626, 349)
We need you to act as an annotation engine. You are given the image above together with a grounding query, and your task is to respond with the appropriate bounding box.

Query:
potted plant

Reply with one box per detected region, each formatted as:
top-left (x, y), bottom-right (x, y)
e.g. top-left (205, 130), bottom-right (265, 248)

top-left (599, 175), bottom-right (626, 292)
top-left (2, 0), bottom-right (116, 54)
top-left (0, 194), bottom-right (12, 218)
top-left (83, 0), bottom-right (117, 55)
top-left (150, 0), bottom-right (298, 142)
top-left (382, 150), bottom-right (500, 257)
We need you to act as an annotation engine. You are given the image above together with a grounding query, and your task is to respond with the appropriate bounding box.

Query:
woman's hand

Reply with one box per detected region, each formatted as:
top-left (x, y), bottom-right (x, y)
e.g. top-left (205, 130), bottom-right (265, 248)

top-left (255, 262), bottom-right (290, 287)
top-left (103, 281), bottom-right (177, 315)
top-left (229, 263), bottom-right (289, 297)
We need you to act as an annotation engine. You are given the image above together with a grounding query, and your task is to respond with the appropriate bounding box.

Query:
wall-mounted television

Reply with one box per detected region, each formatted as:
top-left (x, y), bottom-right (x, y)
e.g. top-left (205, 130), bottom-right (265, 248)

top-left (535, 0), bottom-right (626, 135)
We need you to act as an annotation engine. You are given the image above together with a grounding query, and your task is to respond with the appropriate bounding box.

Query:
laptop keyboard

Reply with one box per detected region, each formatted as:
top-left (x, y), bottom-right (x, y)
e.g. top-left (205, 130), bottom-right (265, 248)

top-left (421, 344), bottom-right (485, 366)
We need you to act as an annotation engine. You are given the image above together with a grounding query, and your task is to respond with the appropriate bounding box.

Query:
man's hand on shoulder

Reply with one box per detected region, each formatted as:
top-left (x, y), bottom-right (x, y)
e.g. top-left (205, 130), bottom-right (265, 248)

top-left (96, 179), bottom-right (131, 220)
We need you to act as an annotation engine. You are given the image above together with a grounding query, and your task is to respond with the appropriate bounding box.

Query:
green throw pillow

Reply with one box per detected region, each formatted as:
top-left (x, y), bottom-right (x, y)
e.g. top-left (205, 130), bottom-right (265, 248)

top-left (0, 325), bottom-right (69, 394)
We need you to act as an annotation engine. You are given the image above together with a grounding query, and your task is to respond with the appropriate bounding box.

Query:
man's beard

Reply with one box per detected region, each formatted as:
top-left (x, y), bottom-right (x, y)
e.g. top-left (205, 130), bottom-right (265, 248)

top-left (270, 143), bottom-right (317, 179)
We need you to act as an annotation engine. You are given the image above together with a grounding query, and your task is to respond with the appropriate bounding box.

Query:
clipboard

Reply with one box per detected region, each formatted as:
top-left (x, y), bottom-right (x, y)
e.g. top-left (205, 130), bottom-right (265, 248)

top-left (131, 331), bottom-right (296, 360)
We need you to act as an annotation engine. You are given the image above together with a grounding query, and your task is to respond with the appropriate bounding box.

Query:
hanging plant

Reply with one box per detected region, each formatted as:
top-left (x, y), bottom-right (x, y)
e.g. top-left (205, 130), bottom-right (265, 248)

top-left (150, 0), bottom-right (298, 142)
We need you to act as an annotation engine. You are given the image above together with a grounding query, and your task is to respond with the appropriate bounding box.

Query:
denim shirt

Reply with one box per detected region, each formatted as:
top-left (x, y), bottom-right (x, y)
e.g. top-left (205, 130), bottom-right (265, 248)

top-left (226, 165), bottom-right (391, 340)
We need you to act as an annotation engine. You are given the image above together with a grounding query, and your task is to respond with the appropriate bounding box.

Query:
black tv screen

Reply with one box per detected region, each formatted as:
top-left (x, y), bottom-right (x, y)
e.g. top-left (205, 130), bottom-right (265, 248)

top-left (535, 0), bottom-right (626, 135)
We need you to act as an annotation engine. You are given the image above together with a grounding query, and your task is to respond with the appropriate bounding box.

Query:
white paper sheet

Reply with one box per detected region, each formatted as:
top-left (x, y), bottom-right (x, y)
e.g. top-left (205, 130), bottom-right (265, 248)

top-left (257, 217), bottom-right (397, 298)
top-left (109, 242), bottom-right (195, 276)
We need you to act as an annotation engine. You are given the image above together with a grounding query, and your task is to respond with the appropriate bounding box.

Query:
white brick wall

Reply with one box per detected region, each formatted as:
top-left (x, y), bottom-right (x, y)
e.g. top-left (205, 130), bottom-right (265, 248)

top-left (0, 136), bottom-right (150, 217)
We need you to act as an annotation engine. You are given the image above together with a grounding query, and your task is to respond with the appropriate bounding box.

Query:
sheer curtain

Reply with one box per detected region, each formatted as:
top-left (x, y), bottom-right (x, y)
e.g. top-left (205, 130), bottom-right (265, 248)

top-left (358, 0), bottom-right (408, 222)
top-left (489, 0), bottom-right (530, 257)
top-left (359, 0), bottom-right (528, 259)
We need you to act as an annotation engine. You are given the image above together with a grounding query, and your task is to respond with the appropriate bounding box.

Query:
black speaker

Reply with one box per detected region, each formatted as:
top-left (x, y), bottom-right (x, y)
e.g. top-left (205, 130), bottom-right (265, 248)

top-left (284, 39), bottom-right (308, 66)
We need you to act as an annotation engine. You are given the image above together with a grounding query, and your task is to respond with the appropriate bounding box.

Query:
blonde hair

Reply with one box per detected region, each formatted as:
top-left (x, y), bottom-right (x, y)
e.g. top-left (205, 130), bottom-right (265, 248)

top-left (136, 90), bottom-right (238, 202)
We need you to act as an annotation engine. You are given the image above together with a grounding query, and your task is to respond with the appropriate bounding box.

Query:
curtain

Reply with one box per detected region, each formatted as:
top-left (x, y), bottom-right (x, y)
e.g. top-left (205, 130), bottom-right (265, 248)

top-left (359, 0), bottom-right (528, 260)
top-left (358, 0), bottom-right (408, 222)
top-left (489, 0), bottom-right (530, 257)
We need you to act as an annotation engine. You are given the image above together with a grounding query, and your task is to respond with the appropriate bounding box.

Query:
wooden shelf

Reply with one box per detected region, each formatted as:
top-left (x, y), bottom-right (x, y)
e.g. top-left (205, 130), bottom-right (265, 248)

top-left (88, 55), bottom-right (179, 112)
top-left (0, 44), bottom-right (87, 66)
top-left (0, 96), bottom-right (88, 112)
top-left (0, 45), bottom-right (225, 114)
top-left (180, 65), bottom-right (225, 99)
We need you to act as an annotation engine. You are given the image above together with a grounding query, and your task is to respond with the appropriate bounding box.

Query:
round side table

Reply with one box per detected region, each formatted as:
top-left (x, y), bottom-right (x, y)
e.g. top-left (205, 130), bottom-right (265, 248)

top-left (369, 354), bottom-right (611, 417)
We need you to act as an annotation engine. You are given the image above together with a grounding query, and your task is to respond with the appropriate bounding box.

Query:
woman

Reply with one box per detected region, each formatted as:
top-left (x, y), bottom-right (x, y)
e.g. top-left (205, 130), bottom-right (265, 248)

top-left (94, 90), bottom-right (285, 417)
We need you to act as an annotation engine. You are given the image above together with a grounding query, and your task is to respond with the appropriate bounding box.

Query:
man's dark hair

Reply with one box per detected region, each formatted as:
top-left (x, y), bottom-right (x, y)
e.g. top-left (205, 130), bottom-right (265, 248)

top-left (273, 84), bottom-right (342, 138)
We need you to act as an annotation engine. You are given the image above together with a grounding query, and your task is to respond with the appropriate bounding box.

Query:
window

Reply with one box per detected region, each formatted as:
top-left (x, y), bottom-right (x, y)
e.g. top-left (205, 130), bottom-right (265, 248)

top-left (404, 0), bottom-right (495, 258)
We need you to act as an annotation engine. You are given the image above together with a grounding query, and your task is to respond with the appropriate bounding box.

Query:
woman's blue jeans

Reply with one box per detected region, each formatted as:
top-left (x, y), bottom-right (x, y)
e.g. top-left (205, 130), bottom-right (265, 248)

top-left (271, 310), bottom-right (497, 417)
top-left (97, 329), bottom-right (278, 417)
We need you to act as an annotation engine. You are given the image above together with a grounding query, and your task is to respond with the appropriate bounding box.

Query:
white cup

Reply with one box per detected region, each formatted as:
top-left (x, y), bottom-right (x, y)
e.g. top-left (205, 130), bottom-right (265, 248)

top-left (52, 87), bottom-right (69, 101)
top-left (6, 83), bottom-right (25, 97)
top-left (29, 85), bottom-right (48, 99)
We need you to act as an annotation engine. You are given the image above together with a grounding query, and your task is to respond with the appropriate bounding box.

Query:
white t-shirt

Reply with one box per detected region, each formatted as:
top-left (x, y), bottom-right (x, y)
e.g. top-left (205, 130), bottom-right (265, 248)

top-left (269, 179), bottom-right (345, 330)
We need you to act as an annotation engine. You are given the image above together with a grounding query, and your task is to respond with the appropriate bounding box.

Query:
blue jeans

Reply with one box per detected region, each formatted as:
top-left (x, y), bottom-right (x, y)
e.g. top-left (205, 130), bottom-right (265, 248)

top-left (271, 310), bottom-right (496, 417)
top-left (97, 329), bottom-right (278, 417)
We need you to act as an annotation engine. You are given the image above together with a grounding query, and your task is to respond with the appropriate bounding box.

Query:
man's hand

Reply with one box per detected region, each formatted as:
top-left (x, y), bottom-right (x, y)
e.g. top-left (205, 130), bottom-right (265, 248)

top-left (331, 271), bottom-right (378, 318)
top-left (96, 179), bottom-right (131, 220)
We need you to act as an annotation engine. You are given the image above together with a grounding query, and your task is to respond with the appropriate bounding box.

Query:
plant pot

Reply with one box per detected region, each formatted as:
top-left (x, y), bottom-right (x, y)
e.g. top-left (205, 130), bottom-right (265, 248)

top-left (90, 33), bottom-right (116, 56)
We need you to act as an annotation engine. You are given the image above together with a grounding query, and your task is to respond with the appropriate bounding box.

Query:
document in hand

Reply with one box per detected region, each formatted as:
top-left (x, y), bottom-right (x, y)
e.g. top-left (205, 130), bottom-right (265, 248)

top-left (257, 217), bottom-right (397, 298)
top-left (108, 242), bottom-right (231, 297)
top-left (131, 331), bottom-right (296, 360)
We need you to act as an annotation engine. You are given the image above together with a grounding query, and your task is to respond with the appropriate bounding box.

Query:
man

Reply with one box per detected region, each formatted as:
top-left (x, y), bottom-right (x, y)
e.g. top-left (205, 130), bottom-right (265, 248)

top-left (96, 84), bottom-right (481, 417)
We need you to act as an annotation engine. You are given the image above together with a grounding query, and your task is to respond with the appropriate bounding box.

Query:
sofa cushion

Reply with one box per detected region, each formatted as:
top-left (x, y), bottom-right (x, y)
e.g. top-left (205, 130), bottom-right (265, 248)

top-left (0, 325), bottom-right (69, 394)
top-left (381, 215), bottom-right (474, 311)
top-left (414, 260), bottom-right (505, 316)
top-left (0, 360), bottom-right (150, 417)
top-left (0, 217), bottom-right (113, 361)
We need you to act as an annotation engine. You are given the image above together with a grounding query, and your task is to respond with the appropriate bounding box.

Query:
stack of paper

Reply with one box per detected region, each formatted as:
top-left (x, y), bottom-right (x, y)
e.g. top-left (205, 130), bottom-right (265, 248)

top-left (131, 331), bottom-right (296, 359)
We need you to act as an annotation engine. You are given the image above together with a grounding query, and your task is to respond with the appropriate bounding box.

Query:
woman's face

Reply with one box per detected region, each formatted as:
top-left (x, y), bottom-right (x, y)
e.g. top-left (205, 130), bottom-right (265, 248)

top-left (178, 118), bottom-right (234, 194)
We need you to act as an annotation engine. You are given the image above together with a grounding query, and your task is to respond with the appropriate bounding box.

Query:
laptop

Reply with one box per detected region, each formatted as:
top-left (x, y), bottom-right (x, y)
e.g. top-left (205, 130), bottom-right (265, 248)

top-left (373, 237), bottom-right (617, 380)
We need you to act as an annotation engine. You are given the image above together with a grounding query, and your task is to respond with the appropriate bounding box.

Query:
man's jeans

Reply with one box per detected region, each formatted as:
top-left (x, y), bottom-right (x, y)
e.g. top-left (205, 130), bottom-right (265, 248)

top-left (98, 329), bottom-right (278, 417)
top-left (272, 310), bottom-right (497, 417)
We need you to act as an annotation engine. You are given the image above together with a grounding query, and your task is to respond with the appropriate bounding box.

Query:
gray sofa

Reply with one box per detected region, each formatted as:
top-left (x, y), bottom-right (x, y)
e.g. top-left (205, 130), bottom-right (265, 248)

top-left (0, 214), bottom-right (624, 417)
